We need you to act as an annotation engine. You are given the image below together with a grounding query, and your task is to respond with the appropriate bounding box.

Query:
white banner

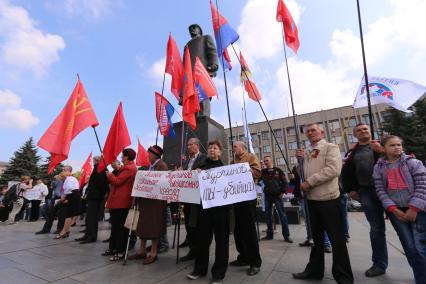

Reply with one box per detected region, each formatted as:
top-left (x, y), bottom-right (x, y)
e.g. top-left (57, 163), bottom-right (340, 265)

top-left (25, 189), bottom-right (40, 201)
top-left (131, 170), bottom-right (200, 204)
top-left (198, 163), bottom-right (257, 209)
top-left (353, 75), bottom-right (426, 112)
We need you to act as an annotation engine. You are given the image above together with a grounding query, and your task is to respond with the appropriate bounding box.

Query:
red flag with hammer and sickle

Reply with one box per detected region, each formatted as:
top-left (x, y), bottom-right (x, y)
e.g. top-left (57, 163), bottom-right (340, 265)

top-left (37, 76), bottom-right (99, 173)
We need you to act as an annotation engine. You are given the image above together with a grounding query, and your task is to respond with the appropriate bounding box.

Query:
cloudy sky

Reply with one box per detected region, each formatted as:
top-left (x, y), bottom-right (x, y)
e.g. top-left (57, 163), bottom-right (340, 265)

top-left (1, 0), bottom-right (426, 169)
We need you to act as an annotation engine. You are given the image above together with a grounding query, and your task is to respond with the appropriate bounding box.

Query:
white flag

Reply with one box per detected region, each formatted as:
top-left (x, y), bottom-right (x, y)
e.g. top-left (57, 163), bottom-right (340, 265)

top-left (353, 76), bottom-right (426, 113)
top-left (242, 108), bottom-right (255, 154)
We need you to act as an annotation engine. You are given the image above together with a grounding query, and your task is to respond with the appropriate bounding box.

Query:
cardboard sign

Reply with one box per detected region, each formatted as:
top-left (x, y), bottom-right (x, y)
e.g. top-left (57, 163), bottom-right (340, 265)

top-left (198, 163), bottom-right (257, 209)
top-left (131, 170), bottom-right (200, 204)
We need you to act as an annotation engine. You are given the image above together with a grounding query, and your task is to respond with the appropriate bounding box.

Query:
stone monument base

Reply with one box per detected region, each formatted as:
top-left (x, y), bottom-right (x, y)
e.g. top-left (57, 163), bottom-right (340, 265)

top-left (162, 116), bottom-right (226, 167)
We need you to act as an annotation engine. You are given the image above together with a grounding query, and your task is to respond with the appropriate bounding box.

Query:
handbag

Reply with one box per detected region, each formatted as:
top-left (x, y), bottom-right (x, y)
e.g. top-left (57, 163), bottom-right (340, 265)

top-left (124, 208), bottom-right (139, 231)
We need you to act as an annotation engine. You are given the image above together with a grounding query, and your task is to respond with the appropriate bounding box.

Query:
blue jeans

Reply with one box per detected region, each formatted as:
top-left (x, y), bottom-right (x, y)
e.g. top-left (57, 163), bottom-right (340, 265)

top-left (388, 211), bottom-right (426, 284)
top-left (301, 199), bottom-right (312, 239)
top-left (359, 188), bottom-right (388, 271)
top-left (265, 195), bottom-right (290, 238)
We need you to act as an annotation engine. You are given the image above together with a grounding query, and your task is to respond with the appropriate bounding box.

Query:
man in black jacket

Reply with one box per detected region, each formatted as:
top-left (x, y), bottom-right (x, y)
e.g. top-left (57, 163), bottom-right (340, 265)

top-left (76, 156), bottom-right (109, 244)
top-left (341, 123), bottom-right (387, 277)
top-left (180, 137), bottom-right (207, 261)
top-left (260, 156), bottom-right (293, 243)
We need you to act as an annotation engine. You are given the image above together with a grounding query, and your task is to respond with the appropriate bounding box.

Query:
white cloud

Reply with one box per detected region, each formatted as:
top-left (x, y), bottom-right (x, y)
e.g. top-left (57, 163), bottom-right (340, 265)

top-left (147, 57), bottom-right (167, 82)
top-left (63, 0), bottom-right (120, 19)
top-left (0, 90), bottom-right (39, 131)
top-left (0, 0), bottom-right (65, 77)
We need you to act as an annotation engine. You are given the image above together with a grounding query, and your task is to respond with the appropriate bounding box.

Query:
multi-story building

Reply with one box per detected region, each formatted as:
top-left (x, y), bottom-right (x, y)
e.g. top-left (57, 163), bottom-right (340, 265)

top-left (224, 104), bottom-right (388, 172)
top-left (0, 161), bottom-right (8, 177)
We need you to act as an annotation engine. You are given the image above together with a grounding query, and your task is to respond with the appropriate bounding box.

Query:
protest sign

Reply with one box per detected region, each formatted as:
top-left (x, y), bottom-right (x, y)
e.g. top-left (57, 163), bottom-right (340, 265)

top-left (25, 189), bottom-right (40, 201)
top-left (131, 170), bottom-right (200, 204)
top-left (198, 163), bottom-right (257, 209)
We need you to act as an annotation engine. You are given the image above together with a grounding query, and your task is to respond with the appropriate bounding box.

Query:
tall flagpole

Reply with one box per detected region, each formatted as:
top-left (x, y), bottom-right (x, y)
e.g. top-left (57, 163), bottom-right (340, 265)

top-left (214, 0), bottom-right (235, 156)
top-left (281, 26), bottom-right (301, 148)
top-left (356, 0), bottom-right (375, 139)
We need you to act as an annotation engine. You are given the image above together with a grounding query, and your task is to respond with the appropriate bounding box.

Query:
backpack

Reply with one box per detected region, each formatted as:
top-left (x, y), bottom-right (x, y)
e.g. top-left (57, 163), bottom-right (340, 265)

top-left (3, 184), bottom-right (19, 203)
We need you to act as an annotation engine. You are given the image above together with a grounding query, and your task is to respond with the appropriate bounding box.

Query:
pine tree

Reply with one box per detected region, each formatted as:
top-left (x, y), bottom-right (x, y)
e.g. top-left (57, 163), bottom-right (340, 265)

top-left (39, 156), bottom-right (64, 183)
top-left (382, 100), bottom-right (426, 162)
top-left (0, 137), bottom-right (41, 184)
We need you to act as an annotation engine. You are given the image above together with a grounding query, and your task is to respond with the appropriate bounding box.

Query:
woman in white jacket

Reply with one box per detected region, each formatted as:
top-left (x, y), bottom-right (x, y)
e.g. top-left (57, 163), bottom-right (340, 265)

top-left (28, 178), bottom-right (49, 221)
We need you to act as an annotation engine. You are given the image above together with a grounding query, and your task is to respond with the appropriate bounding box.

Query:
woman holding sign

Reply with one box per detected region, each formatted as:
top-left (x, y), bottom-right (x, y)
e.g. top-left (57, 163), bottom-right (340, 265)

top-left (187, 140), bottom-right (230, 284)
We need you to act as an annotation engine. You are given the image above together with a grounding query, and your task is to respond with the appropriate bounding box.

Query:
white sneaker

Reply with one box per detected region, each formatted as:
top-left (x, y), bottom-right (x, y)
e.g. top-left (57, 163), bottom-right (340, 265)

top-left (211, 278), bottom-right (223, 284)
top-left (187, 272), bottom-right (201, 280)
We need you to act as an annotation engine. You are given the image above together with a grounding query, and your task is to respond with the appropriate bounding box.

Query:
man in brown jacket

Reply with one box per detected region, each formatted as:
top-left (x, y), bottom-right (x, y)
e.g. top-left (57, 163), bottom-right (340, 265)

top-left (229, 141), bottom-right (262, 276)
top-left (292, 124), bottom-right (353, 284)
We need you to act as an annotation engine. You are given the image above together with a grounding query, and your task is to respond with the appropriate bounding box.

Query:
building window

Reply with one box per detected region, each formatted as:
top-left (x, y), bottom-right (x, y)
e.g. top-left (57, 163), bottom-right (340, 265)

top-left (228, 136), bottom-right (234, 144)
top-left (276, 157), bottom-right (285, 166)
top-left (275, 143), bottom-right (285, 152)
top-left (303, 140), bottom-right (310, 148)
top-left (362, 115), bottom-right (375, 125)
top-left (348, 117), bottom-right (357, 127)
top-left (331, 136), bottom-right (343, 145)
top-left (251, 133), bottom-right (258, 142)
top-left (263, 145), bottom-right (271, 153)
top-left (262, 131), bottom-right (270, 140)
top-left (300, 125), bottom-right (307, 134)
top-left (288, 141), bottom-right (297, 150)
top-left (254, 147), bottom-right (260, 154)
top-left (287, 127), bottom-right (296, 136)
top-left (290, 156), bottom-right (298, 165)
top-left (273, 129), bottom-right (282, 138)
top-left (329, 120), bottom-right (340, 132)
top-left (347, 134), bottom-right (358, 143)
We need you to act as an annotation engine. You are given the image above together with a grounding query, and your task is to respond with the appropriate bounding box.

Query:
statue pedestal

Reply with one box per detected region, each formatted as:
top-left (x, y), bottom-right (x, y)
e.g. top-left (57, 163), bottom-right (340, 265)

top-left (162, 116), bottom-right (226, 167)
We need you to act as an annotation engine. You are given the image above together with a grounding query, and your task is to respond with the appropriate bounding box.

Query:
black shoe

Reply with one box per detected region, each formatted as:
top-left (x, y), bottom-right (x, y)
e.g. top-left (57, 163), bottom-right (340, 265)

top-left (299, 240), bottom-right (313, 247)
top-left (35, 230), bottom-right (49, 235)
top-left (186, 271), bottom-right (204, 280)
top-left (284, 236), bottom-right (294, 243)
top-left (365, 266), bottom-right (385, 277)
top-left (261, 236), bottom-right (273, 240)
top-left (102, 238), bottom-right (110, 243)
top-left (75, 236), bottom-right (87, 242)
top-left (324, 246), bottom-right (332, 253)
top-left (80, 239), bottom-right (96, 244)
top-left (178, 240), bottom-right (189, 248)
top-left (292, 271), bottom-right (323, 280)
top-left (247, 266), bottom-right (260, 276)
top-left (229, 259), bottom-right (249, 267)
top-left (158, 246), bottom-right (169, 254)
top-left (180, 253), bottom-right (196, 262)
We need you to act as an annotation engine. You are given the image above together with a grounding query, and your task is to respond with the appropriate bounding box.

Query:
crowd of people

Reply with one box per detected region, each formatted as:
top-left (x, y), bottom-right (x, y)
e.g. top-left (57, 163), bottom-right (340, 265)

top-left (1, 122), bottom-right (425, 284)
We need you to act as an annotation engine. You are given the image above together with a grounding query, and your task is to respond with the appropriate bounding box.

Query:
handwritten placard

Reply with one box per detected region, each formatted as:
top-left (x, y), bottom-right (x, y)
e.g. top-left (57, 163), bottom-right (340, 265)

top-left (198, 163), bottom-right (257, 209)
top-left (25, 189), bottom-right (39, 201)
top-left (131, 170), bottom-right (200, 204)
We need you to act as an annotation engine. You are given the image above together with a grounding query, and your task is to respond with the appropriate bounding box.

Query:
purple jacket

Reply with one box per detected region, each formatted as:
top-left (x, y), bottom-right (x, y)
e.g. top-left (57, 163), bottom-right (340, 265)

top-left (373, 154), bottom-right (426, 212)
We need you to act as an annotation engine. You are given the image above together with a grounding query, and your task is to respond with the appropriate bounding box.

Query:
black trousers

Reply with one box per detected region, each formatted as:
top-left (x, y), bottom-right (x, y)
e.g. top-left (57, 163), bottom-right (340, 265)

top-left (30, 200), bottom-right (41, 221)
top-left (42, 200), bottom-right (65, 232)
top-left (85, 199), bottom-right (103, 240)
top-left (233, 200), bottom-right (262, 267)
top-left (109, 208), bottom-right (129, 253)
top-left (194, 205), bottom-right (230, 279)
top-left (305, 198), bottom-right (354, 283)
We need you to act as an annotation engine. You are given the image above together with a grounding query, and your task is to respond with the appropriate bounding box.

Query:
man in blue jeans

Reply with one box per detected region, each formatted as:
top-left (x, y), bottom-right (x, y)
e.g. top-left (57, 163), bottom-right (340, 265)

top-left (260, 156), bottom-right (293, 243)
top-left (341, 123), bottom-right (387, 277)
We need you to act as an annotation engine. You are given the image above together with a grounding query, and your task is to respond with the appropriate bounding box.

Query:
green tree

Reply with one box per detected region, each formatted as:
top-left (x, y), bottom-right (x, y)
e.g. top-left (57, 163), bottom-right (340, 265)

top-left (0, 137), bottom-right (41, 184)
top-left (381, 99), bottom-right (426, 162)
top-left (39, 156), bottom-right (64, 184)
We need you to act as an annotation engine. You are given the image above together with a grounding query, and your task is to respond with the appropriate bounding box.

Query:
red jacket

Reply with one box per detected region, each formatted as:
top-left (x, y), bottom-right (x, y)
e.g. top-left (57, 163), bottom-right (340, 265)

top-left (106, 161), bottom-right (137, 209)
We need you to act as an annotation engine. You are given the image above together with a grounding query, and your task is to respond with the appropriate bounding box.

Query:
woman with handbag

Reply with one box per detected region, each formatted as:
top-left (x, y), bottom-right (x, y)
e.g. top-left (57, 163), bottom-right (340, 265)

top-left (103, 148), bottom-right (137, 261)
top-left (127, 145), bottom-right (167, 265)
top-left (7, 176), bottom-right (32, 225)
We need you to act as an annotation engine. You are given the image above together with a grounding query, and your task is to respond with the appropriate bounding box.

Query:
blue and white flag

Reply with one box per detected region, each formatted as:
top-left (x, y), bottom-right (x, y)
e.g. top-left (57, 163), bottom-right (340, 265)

top-left (242, 108), bottom-right (255, 153)
top-left (353, 76), bottom-right (426, 113)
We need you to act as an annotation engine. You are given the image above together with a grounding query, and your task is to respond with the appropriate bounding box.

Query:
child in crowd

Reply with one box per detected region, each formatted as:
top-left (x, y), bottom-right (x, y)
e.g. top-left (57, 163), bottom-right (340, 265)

top-left (373, 135), bottom-right (426, 284)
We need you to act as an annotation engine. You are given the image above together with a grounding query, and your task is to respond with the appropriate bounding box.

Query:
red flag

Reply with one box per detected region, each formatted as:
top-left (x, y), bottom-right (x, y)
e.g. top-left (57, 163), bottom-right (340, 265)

top-left (37, 77), bottom-right (99, 174)
top-left (240, 51), bottom-right (262, 101)
top-left (136, 139), bottom-right (150, 167)
top-left (182, 47), bottom-right (200, 130)
top-left (165, 34), bottom-right (184, 101)
top-left (97, 102), bottom-right (131, 172)
top-left (79, 152), bottom-right (93, 189)
top-left (276, 0), bottom-right (300, 54)
top-left (194, 57), bottom-right (218, 101)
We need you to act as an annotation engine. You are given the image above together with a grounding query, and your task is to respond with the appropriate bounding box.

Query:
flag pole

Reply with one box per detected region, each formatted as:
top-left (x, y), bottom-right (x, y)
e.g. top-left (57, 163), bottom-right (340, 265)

top-left (280, 25), bottom-right (301, 148)
top-left (215, 0), bottom-right (235, 157)
top-left (155, 71), bottom-right (167, 145)
top-left (356, 0), bottom-right (375, 139)
top-left (231, 45), bottom-right (291, 172)
top-left (92, 127), bottom-right (108, 170)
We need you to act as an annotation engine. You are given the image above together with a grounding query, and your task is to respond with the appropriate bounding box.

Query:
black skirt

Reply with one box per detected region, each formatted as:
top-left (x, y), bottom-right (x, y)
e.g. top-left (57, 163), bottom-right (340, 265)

top-left (65, 190), bottom-right (81, 218)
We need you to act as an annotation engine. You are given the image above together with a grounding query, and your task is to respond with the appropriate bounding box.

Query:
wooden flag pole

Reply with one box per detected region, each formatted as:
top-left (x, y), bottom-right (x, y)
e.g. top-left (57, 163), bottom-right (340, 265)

top-left (356, 0), bottom-right (375, 138)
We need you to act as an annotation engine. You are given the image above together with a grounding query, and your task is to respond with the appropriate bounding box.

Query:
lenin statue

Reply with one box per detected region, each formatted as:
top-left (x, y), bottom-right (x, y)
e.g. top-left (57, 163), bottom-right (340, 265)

top-left (180, 24), bottom-right (218, 117)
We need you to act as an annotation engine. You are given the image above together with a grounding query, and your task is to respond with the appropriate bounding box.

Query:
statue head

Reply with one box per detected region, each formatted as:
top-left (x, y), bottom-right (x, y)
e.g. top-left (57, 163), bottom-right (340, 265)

top-left (189, 24), bottom-right (203, 38)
